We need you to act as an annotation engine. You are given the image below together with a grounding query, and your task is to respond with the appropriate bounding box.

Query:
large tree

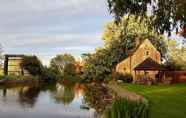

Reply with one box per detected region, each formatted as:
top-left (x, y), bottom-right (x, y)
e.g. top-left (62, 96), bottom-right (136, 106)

top-left (103, 16), bottom-right (167, 58)
top-left (165, 40), bottom-right (186, 70)
top-left (107, 0), bottom-right (186, 37)
top-left (50, 53), bottom-right (75, 74)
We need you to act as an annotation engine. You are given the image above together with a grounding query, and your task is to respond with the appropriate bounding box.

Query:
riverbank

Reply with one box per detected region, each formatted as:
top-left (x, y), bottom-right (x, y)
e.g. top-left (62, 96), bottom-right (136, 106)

top-left (113, 82), bottom-right (186, 118)
top-left (108, 81), bottom-right (147, 102)
top-left (0, 75), bottom-right (55, 87)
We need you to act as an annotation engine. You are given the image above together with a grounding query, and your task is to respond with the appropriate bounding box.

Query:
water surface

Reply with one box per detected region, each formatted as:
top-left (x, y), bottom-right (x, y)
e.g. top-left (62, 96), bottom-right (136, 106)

top-left (0, 83), bottom-right (94, 118)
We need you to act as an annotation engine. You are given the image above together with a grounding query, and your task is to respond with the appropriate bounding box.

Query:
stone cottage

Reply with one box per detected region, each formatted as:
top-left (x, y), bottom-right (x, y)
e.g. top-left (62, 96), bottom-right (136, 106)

top-left (116, 39), bottom-right (161, 81)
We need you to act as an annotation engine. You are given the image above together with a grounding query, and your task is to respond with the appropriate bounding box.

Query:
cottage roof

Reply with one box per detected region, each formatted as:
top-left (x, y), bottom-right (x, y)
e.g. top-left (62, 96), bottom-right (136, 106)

top-left (128, 39), bottom-right (159, 56)
top-left (134, 57), bottom-right (165, 71)
top-left (4, 54), bottom-right (24, 58)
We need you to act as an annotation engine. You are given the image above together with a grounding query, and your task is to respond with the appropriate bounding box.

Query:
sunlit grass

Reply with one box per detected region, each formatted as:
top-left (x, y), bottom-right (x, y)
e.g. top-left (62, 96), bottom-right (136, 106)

top-left (120, 83), bottom-right (186, 118)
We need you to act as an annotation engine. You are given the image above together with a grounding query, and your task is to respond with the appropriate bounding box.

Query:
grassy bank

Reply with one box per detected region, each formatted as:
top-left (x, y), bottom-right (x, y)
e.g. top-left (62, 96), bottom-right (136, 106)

top-left (118, 83), bottom-right (186, 118)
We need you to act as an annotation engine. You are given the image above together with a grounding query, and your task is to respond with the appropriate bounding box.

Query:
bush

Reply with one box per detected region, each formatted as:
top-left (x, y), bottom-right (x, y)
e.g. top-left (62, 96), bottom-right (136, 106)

top-left (115, 73), bottom-right (133, 83)
top-left (0, 75), bottom-right (3, 79)
top-left (41, 67), bottom-right (58, 82)
top-left (106, 99), bottom-right (149, 118)
top-left (3, 75), bottom-right (15, 80)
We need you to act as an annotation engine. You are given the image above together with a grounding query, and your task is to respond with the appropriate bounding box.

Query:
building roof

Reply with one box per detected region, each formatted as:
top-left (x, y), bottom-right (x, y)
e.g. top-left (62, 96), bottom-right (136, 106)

top-left (4, 54), bottom-right (24, 57)
top-left (128, 38), bottom-right (159, 56)
top-left (134, 57), bottom-right (165, 71)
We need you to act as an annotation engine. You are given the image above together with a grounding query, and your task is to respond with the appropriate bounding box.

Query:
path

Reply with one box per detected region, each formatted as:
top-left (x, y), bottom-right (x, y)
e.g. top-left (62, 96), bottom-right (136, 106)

top-left (108, 82), bottom-right (148, 103)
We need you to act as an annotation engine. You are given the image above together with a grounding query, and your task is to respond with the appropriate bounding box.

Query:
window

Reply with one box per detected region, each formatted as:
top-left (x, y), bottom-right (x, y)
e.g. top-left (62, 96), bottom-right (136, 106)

top-left (146, 51), bottom-right (149, 56)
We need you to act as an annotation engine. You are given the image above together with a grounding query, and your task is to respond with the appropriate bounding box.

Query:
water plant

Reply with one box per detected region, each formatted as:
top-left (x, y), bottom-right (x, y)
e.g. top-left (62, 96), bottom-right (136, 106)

top-left (105, 99), bottom-right (149, 118)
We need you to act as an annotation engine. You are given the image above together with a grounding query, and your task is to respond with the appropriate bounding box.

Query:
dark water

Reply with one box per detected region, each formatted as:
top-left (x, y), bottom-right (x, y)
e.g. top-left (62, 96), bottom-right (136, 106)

top-left (0, 83), bottom-right (95, 118)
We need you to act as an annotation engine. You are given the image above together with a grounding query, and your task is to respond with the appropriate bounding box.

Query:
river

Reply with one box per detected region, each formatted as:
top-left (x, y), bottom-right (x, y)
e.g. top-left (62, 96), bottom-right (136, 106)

top-left (0, 82), bottom-right (97, 118)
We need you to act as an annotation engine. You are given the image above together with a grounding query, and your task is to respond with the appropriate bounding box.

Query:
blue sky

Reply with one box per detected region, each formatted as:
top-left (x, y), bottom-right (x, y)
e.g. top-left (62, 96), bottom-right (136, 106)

top-left (0, 0), bottom-right (112, 65)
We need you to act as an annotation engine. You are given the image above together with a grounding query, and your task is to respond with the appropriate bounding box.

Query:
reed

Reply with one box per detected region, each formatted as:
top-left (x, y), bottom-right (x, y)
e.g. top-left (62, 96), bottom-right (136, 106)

top-left (105, 99), bottom-right (149, 118)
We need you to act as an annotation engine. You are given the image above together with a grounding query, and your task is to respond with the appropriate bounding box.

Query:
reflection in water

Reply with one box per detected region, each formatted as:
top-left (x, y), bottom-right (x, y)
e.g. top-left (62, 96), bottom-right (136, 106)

top-left (18, 86), bottom-right (40, 108)
top-left (0, 83), bottom-right (94, 118)
top-left (53, 83), bottom-right (75, 105)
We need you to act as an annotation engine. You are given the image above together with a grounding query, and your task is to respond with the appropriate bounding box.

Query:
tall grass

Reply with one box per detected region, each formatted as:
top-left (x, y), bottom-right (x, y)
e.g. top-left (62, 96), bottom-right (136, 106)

top-left (105, 99), bottom-right (149, 118)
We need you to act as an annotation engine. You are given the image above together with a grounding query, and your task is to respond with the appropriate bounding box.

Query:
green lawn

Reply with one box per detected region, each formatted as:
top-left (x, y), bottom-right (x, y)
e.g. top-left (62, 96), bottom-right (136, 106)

top-left (119, 83), bottom-right (186, 118)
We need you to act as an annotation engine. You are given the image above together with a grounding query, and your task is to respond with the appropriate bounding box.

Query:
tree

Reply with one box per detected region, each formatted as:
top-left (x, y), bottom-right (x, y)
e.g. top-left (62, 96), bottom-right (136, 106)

top-left (21, 55), bottom-right (44, 76)
top-left (103, 16), bottom-right (167, 58)
top-left (165, 40), bottom-right (186, 70)
top-left (82, 16), bottom-right (167, 81)
top-left (50, 53), bottom-right (75, 74)
top-left (107, 0), bottom-right (186, 37)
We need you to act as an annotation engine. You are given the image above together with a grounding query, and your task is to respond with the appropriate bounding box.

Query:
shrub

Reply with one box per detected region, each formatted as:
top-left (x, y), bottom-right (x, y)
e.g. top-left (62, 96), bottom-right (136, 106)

top-left (41, 67), bottom-right (58, 82)
top-left (115, 73), bottom-right (133, 83)
top-left (106, 99), bottom-right (149, 118)
top-left (0, 75), bottom-right (3, 79)
top-left (3, 75), bottom-right (16, 80)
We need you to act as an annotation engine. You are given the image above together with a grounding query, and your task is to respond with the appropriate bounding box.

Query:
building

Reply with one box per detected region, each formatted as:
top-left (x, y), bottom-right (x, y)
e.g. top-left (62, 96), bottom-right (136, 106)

top-left (0, 65), bottom-right (3, 76)
top-left (116, 39), bottom-right (161, 81)
top-left (4, 54), bottom-right (29, 76)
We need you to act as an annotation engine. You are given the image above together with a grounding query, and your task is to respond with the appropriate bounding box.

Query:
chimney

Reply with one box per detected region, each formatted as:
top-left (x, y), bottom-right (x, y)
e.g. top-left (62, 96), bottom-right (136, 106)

top-left (135, 37), bottom-right (140, 47)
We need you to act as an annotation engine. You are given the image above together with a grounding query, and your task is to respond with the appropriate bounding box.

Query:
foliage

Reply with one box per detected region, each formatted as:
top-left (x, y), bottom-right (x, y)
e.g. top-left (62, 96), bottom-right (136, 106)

top-left (0, 75), bottom-right (3, 79)
top-left (50, 53), bottom-right (75, 74)
top-left (21, 55), bottom-right (44, 76)
top-left (115, 73), bottom-right (133, 83)
top-left (3, 75), bottom-right (15, 80)
top-left (106, 99), bottom-right (149, 118)
top-left (82, 16), bottom-right (167, 82)
top-left (103, 16), bottom-right (167, 58)
top-left (164, 40), bottom-right (186, 70)
top-left (107, 0), bottom-right (186, 37)
top-left (40, 67), bottom-right (59, 82)
top-left (63, 63), bottom-right (76, 76)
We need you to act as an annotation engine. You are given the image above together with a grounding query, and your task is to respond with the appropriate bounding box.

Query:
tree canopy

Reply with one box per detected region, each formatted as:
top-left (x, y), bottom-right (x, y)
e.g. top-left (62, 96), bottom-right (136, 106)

top-left (50, 53), bottom-right (75, 74)
top-left (165, 40), bottom-right (186, 70)
top-left (21, 55), bottom-right (44, 76)
top-left (103, 16), bottom-right (167, 58)
top-left (107, 0), bottom-right (186, 37)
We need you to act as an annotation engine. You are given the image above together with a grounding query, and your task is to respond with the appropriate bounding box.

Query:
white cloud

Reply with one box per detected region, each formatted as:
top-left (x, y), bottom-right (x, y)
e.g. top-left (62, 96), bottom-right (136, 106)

top-left (0, 0), bottom-right (111, 65)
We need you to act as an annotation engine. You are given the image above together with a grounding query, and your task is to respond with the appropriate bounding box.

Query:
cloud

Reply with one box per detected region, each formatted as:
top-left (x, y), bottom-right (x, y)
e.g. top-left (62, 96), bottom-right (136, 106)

top-left (0, 33), bottom-right (103, 47)
top-left (0, 0), bottom-right (111, 65)
top-left (0, 0), bottom-right (108, 16)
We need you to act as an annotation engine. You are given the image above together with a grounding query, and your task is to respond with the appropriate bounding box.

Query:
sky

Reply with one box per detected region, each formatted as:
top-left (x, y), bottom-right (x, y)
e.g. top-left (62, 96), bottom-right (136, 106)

top-left (0, 0), bottom-right (112, 65)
